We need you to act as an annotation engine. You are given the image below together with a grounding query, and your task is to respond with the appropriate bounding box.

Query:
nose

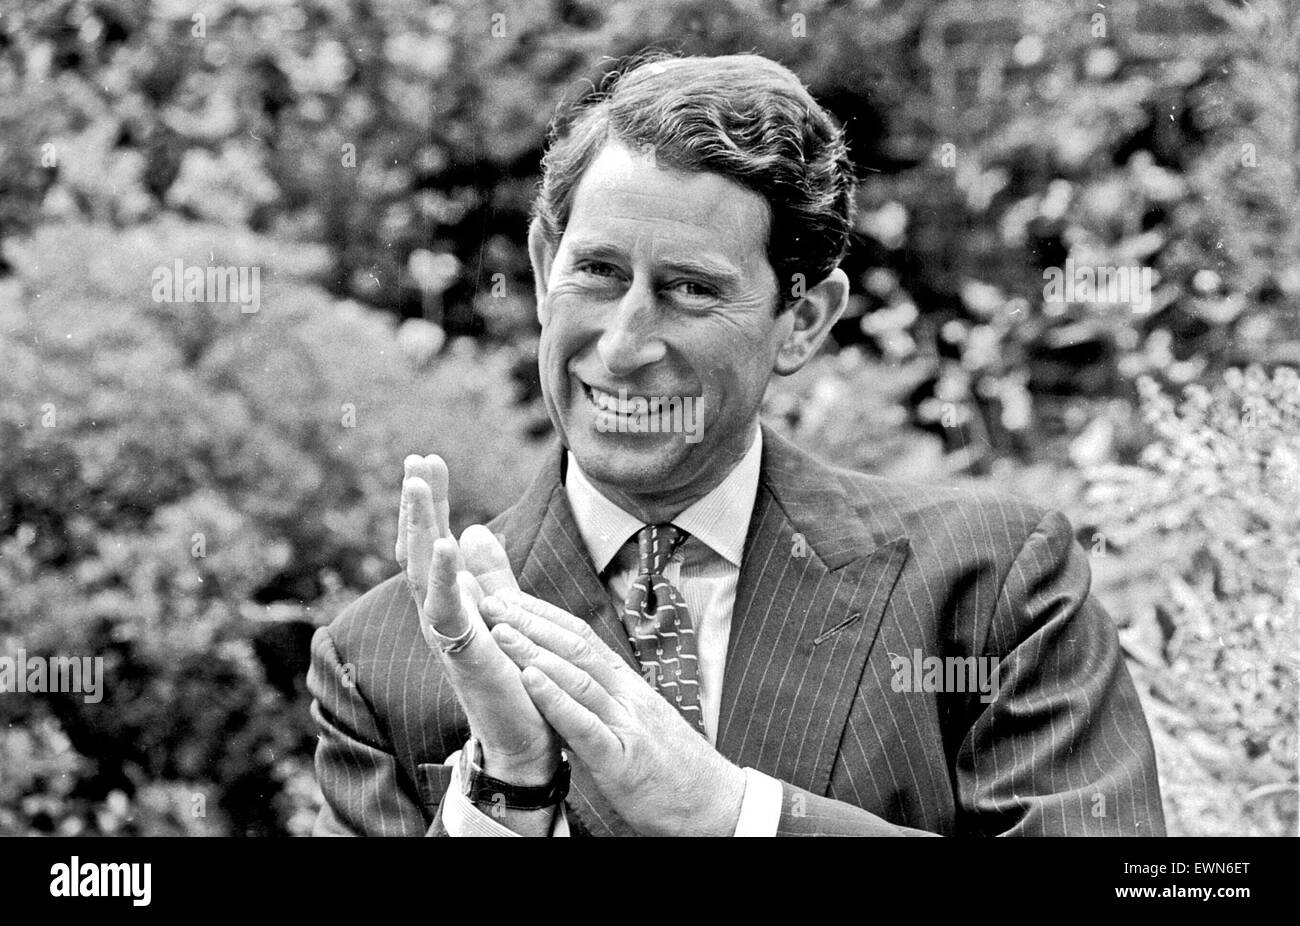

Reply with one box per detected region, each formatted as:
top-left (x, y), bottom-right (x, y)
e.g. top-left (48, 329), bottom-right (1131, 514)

top-left (595, 280), bottom-right (667, 376)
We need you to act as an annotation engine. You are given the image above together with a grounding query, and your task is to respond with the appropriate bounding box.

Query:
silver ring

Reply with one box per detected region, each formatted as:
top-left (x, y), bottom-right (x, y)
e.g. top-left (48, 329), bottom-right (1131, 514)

top-left (429, 620), bottom-right (477, 656)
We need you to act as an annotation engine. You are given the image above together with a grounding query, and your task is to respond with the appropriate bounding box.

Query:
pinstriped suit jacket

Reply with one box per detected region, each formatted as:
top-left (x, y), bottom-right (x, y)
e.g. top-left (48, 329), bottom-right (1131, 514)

top-left (307, 425), bottom-right (1166, 836)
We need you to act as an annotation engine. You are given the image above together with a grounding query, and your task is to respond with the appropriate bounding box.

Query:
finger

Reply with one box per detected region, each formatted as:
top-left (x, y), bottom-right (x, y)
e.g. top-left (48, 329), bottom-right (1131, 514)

top-left (491, 623), bottom-right (626, 727)
top-left (460, 524), bottom-right (519, 597)
top-left (425, 454), bottom-right (464, 571)
top-left (520, 665), bottom-right (621, 766)
top-left (407, 454), bottom-right (435, 486)
top-left (477, 593), bottom-right (514, 628)
top-left (424, 537), bottom-right (469, 638)
top-left (457, 569), bottom-right (484, 611)
top-left (425, 550), bottom-right (520, 680)
top-left (425, 454), bottom-right (452, 538)
top-left (396, 455), bottom-right (437, 564)
top-left (515, 592), bottom-right (597, 637)
top-left (403, 476), bottom-right (437, 605)
top-left (485, 595), bottom-right (633, 694)
top-left (395, 455), bottom-right (421, 566)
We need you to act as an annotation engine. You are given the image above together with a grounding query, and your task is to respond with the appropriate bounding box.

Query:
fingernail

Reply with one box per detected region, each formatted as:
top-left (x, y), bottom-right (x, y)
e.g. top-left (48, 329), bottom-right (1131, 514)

top-left (479, 596), bottom-right (503, 617)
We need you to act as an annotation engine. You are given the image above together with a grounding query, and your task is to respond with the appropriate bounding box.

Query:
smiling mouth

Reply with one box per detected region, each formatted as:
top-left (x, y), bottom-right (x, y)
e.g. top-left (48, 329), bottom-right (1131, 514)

top-left (582, 382), bottom-right (653, 413)
top-left (577, 379), bottom-right (705, 442)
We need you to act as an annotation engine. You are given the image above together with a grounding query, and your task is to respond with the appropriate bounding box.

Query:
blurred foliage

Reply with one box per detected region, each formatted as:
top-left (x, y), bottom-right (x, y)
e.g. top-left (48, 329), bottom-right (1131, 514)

top-left (2, 0), bottom-right (1297, 463)
top-left (1084, 367), bottom-right (1299, 836)
top-left (1, 0), bottom-right (1297, 835)
top-left (0, 220), bottom-right (543, 834)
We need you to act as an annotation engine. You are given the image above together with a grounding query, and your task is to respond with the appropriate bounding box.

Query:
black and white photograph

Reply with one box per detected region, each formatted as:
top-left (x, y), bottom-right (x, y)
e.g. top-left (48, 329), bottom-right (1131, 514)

top-left (0, 0), bottom-right (1295, 874)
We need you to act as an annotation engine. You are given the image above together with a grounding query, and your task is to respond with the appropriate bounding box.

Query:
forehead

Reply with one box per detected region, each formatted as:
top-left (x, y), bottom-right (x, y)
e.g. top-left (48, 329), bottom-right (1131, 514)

top-left (563, 141), bottom-right (770, 266)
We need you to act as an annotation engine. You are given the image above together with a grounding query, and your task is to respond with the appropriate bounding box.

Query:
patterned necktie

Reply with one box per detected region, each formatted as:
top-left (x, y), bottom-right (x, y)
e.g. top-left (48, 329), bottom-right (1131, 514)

top-left (621, 524), bottom-right (707, 737)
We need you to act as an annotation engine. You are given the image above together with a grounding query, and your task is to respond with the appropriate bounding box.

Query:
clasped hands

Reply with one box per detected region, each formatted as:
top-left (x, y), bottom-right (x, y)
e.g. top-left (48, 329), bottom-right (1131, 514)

top-left (397, 454), bottom-right (745, 837)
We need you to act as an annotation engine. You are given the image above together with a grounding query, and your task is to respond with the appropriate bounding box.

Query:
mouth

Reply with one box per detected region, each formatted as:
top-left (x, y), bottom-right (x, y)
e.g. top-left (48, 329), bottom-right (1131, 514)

top-left (572, 376), bottom-right (704, 444)
top-left (581, 382), bottom-right (651, 432)
top-left (577, 379), bottom-right (679, 435)
top-left (582, 381), bottom-right (651, 413)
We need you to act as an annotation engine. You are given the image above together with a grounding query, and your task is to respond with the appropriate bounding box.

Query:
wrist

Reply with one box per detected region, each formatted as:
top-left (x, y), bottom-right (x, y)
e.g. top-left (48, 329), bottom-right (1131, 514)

top-left (462, 736), bottom-right (568, 808)
top-left (460, 739), bottom-right (565, 837)
top-left (478, 749), bottom-right (559, 787)
top-left (702, 763), bottom-right (747, 837)
top-left (449, 747), bottom-right (557, 837)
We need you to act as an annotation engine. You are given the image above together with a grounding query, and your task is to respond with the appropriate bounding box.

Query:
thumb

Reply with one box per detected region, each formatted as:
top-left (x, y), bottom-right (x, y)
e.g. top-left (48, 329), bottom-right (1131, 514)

top-left (460, 524), bottom-right (520, 597)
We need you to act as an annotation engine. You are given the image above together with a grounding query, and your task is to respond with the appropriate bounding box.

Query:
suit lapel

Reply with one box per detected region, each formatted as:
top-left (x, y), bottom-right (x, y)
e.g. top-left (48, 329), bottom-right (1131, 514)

top-left (502, 451), bottom-right (638, 669)
top-left (716, 426), bottom-right (911, 797)
top-left (498, 446), bottom-right (639, 836)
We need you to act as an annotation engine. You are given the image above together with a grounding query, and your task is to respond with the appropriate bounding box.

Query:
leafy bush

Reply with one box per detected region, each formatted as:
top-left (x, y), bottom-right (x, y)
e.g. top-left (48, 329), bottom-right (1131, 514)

top-left (3, 0), bottom-right (1296, 468)
top-left (0, 219), bottom-right (544, 835)
top-left (1085, 367), bottom-right (1299, 836)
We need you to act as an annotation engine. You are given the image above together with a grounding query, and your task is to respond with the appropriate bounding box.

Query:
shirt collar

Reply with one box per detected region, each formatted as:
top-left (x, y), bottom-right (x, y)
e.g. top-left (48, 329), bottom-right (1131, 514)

top-left (564, 427), bottom-right (763, 573)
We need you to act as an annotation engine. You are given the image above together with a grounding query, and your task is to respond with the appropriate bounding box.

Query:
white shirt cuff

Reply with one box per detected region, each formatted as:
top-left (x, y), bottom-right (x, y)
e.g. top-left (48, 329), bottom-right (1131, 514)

top-left (440, 750), bottom-right (570, 837)
top-left (733, 767), bottom-right (783, 837)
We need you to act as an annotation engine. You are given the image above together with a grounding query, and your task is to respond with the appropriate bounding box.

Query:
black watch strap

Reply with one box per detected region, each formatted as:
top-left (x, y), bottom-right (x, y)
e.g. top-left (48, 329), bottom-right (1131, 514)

top-left (463, 739), bottom-right (570, 811)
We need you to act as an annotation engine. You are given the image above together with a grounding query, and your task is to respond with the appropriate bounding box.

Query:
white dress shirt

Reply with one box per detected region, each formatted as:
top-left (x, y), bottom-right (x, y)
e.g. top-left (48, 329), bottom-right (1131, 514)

top-left (442, 426), bottom-right (783, 836)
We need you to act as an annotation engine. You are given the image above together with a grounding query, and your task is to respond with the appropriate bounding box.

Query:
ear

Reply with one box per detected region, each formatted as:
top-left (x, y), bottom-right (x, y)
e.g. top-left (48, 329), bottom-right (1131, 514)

top-left (527, 218), bottom-right (556, 325)
top-left (773, 267), bottom-right (849, 375)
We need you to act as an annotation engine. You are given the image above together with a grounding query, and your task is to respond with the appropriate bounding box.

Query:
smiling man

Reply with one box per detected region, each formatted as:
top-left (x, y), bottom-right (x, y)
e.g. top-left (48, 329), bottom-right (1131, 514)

top-left (306, 52), bottom-right (1166, 837)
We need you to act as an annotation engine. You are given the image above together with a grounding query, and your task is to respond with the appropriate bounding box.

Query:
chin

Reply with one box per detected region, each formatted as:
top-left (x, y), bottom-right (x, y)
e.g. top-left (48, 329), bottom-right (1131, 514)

top-left (565, 422), bottom-right (695, 493)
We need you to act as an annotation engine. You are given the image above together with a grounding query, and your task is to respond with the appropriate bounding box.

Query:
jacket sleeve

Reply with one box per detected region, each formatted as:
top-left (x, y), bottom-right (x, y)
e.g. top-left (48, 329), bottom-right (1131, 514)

top-left (775, 785), bottom-right (941, 836)
top-left (772, 508), bottom-right (1164, 836)
top-left (952, 509), bottom-right (1165, 835)
top-left (307, 624), bottom-right (444, 836)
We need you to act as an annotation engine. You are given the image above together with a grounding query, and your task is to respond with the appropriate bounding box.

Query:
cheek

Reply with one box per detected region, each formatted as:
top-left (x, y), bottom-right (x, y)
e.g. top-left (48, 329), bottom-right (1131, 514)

top-left (536, 318), bottom-right (564, 393)
top-left (546, 291), bottom-right (611, 351)
top-left (691, 313), bottom-right (779, 397)
top-left (538, 298), bottom-right (590, 381)
top-left (692, 341), bottom-right (763, 412)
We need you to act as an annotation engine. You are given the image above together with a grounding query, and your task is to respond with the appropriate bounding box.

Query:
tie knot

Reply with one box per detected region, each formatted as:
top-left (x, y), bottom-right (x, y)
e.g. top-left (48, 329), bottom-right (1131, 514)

top-left (632, 523), bottom-right (687, 576)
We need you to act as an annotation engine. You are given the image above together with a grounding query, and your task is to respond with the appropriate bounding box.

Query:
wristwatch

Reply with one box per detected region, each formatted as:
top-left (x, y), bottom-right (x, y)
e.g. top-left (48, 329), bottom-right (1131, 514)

top-left (461, 737), bottom-right (571, 811)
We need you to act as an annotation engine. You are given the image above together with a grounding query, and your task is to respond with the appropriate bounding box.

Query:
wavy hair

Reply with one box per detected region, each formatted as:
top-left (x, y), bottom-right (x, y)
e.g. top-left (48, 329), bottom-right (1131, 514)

top-left (531, 51), bottom-right (857, 310)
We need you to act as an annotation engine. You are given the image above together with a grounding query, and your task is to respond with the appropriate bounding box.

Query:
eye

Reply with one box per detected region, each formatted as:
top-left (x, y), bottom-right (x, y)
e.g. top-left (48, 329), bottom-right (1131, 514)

top-left (575, 260), bottom-right (619, 278)
top-left (666, 280), bottom-right (718, 301)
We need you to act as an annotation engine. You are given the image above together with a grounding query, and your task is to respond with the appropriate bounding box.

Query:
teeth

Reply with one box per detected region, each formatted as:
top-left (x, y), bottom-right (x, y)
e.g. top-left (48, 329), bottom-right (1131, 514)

top-left (588, 386), bottom-right (646, 414)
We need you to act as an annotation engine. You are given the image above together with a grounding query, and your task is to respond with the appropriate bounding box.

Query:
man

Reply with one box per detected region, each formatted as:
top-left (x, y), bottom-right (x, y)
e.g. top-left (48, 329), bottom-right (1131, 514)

top-left (307, 53), bottom-right (1165, 836)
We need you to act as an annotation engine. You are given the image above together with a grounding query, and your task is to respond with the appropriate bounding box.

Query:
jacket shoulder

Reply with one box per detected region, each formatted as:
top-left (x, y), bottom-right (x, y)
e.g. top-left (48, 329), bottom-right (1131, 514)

top-left (830, 464), bottom-right (1059, 571)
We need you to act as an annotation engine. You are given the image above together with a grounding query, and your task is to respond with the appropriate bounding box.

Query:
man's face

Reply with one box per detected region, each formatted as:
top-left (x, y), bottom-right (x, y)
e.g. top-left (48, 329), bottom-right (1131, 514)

top-left (534, 141), bottom-right (792, 509)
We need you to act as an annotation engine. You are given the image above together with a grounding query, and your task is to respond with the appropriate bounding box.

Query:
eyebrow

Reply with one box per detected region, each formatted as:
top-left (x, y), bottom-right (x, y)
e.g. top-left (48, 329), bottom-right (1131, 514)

top-left (565, 239), bottom-right (745, 288)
